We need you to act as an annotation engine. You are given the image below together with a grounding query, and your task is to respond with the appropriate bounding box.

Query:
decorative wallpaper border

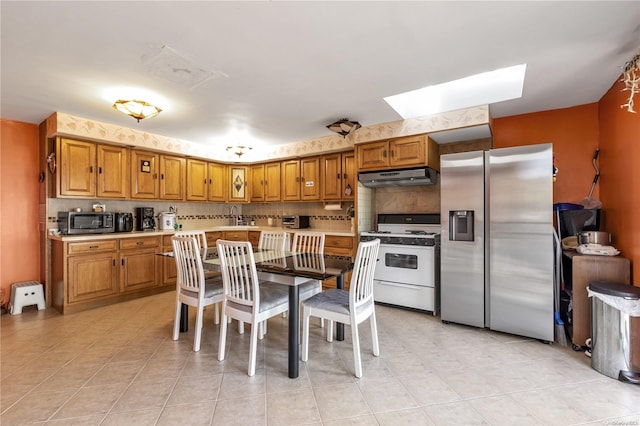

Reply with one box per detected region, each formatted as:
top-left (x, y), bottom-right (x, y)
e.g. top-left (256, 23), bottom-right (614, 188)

top-left (46, 105), bottom-right (489, 162)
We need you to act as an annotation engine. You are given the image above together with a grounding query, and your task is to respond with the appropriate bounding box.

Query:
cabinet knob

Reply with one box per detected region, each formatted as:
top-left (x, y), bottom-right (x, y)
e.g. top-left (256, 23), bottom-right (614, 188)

top-left (390, 150), bottom-right (395, 158)
top-left (89, 166), bottom-right (94, 173)
top-left (383, 150), bottom-right (387, 158)
top-left (98, 167), bottom-right (103, 174)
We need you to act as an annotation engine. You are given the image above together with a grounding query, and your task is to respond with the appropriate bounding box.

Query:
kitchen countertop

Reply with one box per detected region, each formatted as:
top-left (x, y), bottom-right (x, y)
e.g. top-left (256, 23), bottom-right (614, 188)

top-left (49, 226), bottom-right (356, 242)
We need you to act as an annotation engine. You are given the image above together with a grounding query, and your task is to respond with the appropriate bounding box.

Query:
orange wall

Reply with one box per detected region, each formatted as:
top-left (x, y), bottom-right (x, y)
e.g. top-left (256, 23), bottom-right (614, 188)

top-left (492, 104), bottom-right (600, 205)
top-left (598, 77), bottom-right (640, 282)
top-left (0, 119), bottom-right (41, 305)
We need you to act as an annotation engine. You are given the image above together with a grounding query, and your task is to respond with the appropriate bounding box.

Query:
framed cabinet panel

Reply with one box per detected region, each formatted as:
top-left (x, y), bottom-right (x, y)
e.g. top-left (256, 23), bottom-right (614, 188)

top-left (68, 252), bottom-right (118, 303)
top-left (131, 150), bottom-right (159, 199)
top-left (58, 138), bottom-right (96, 197)
top-left (186, 158), bottom-right (208, 201)
top-left (159, 154), bottom-right (185, 200)
top-left (229, 166), bottom-right (249, 202)
top-left (96, 144), bottom-right (128, 199)
top-left (208, 162), bottom-right (227, 202)
top-left (281, 160), bottom-right (301, 201)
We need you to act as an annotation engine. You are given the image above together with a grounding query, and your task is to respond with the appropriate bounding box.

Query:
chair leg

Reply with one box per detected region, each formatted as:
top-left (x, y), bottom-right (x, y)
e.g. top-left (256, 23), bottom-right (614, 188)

top-left (238, 320), bottom-right (245, 334)
top-left (301, 308), bottom-right (310, 362)
top-left (218, 311), bottom-right (228, 361)
top-left (194, 304), bottom-right (204, 352)
top-left (259, 320), bottom-right (265, 340)
top-left (172, 300), bottom-right (182, 341)
top-left (214, 302), bottom-right (220, 325)
top-left (370, 311), bottom-right (380, 357)
top-left (351, 321), bottom-right (362, 378)
top-left (248, 320), bottom-right (259, 376)
top-left (327, 320), bottom-right (334, 342)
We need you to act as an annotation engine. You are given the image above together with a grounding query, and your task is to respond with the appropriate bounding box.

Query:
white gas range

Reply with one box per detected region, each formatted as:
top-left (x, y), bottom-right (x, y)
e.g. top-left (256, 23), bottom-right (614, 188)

top-left (360, 213), bottom-right (440, 315)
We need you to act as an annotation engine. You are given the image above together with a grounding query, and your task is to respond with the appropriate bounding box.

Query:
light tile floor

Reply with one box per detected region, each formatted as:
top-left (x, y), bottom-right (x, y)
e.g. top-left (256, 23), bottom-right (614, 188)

top-left (2, 291), bottom-right (639, 425)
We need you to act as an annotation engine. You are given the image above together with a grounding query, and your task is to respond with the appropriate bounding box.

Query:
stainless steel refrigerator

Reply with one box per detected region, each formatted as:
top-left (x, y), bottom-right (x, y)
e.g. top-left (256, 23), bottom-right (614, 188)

top-left (440, 144), bottom-right (554, 341)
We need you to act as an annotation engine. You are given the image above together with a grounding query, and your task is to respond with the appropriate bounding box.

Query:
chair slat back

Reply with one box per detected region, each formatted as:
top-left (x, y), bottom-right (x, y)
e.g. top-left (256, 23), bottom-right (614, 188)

top-left (292, 232), bottom-right (325, 254)
top-left (349, 239), bottom-right (381, 309)
top-left (172, 236), bottom-right (206, 297)
top-left (293, 252), bottom-right (325, 274)
top-left (175, 230), bottom-right (208, 261)
top-left (258, 231), bottom-right (288, 251)
top-left (216, 240), bottom-right (259, 309)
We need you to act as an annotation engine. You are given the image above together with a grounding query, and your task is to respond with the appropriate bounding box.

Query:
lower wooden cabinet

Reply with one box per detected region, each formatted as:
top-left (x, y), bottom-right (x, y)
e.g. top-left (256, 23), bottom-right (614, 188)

top-left (162, 235), bottom-right (177, 287)
top-left (51, 236), bottom-right (170, 314)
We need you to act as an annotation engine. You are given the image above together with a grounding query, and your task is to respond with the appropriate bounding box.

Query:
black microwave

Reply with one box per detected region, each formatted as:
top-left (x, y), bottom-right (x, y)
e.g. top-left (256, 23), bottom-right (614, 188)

top-left (58, 211), bottom-right (115, 234)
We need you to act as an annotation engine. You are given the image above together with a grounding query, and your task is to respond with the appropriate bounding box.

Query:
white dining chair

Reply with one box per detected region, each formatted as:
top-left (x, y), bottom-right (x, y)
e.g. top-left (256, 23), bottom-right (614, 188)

top-left (292, 232), bottom-right (326, 326)
top-left (216, 240), bottom-right (290, 376)
top-left (172, 236), bottom-right (224, 352)
top-left (258, 230), bottom-right (289, 251)
top-left (175, 230), bottom-right (222, 322)
top-left (301, 238), bottom-right (381, 378)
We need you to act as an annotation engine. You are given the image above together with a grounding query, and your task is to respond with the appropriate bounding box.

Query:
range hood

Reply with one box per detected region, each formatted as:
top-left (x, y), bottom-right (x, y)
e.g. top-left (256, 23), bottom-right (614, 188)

top-left (358, 167), bottom-right (437, 188)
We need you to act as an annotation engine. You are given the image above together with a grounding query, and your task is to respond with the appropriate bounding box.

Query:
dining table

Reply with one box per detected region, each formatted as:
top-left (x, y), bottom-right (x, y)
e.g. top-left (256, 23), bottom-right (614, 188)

top-left (163, 248), bottom-right (354, 379)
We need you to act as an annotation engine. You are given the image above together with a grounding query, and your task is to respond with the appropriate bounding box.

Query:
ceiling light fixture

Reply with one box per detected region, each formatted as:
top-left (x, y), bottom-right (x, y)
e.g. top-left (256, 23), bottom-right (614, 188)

top-left (113, 99), bottom-right (162, 122)
top-left (226, 145), bottom-right (252, 158)
top-left (326, 118), bottom-right (361, 137)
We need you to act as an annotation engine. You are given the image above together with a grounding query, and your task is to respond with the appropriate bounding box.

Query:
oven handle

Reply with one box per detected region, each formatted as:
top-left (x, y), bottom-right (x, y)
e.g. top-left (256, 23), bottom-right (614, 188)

top-left (375, 280), bottom-right (422, 289)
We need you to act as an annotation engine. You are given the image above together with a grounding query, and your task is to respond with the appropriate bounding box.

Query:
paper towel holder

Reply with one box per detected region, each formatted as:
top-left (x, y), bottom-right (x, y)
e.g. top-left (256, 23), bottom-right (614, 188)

top-left (323, 202), bottom-right (342, 211)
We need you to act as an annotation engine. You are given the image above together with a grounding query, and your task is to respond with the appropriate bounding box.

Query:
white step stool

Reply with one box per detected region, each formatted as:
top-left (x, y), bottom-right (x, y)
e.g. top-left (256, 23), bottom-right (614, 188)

top-left (9, 281), bottom-right (45, 315)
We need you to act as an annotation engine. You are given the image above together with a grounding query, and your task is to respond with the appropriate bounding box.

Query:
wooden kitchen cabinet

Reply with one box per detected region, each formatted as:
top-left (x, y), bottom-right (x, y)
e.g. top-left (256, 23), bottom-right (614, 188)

top-left (321, 151), bottom-right (355, 201)
top-left (56, 138), bottom-right (128, 199)
top-left (65, 240), bottom-right (119, 303)
top-left (187, 159), bottom-right (226, 202)
top-left (357, 134), bottom-right (439, 171)
top-left (248, 230), bottom-right (261, 247)
top-left (223, 230), bottom-right (248, 241)
top-left (322, 235), bottom-right (355, 291)
top-left (162, 235), bottom-right (177, 287)
top-left (119, 237), bottom-right (161, 293)
top-left (228, 166), bottom-right (250, 202)
top-left (250, 162), bottom-right (281, 202)
top-left (206, 231), bottom-right (223, 247)
top-left (566, 252), bottom-right (631, 347)
top-left (131, 150), bottom-right (185, 200)
top-left (130, 149), bottom-right (159, 199)
top-left (281, 157), bottom-right (321, 201)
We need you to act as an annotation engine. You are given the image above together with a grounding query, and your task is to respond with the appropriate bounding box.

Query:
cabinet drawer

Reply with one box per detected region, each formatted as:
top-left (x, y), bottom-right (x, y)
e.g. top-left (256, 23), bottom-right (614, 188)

top-left (162, 235), bottom-right (174, 246)
top-left (206, 231), bottom-right (223, 246)
top-left (223, 230), bottom-right (248, 241)
top-left (67, 240), bottom-right (117, 255)
top-left (119, 237), bottom-right (161, 250)
top-left (324, 236), bottom-right (353, 249)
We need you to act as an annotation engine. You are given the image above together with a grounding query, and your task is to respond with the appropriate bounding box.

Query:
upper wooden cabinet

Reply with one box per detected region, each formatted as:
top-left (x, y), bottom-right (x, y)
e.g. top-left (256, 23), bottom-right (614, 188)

top-left (250, 162), bottom-right (281, 202)
top-left (187, 159), bottom-right (226, 202)
top-left (228, 166), bottom-right (249, 202)
top-left (131, 150), bottom-right (185, 200)
top-left (280, 157), bottom-right (321, 201)
top-left (357, 134), bottom-right (439, 171)
top-left (56, 138), bottom-right (128, 199)
top-left (321, 151), bottom-right (355, 201)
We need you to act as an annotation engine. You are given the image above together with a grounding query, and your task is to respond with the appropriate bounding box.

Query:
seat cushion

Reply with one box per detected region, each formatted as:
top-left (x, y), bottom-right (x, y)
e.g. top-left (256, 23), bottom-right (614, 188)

top-left (181, 278), bottom-right (223, 299)
top-left (302, 288), bottom-right (349, 315)
top-left (258, 282), bottom-right (289, 313)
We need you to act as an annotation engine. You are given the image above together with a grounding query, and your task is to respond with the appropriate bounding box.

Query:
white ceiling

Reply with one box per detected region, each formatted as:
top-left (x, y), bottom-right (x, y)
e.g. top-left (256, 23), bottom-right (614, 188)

top-left (2, 1), bottom-right (639, 148)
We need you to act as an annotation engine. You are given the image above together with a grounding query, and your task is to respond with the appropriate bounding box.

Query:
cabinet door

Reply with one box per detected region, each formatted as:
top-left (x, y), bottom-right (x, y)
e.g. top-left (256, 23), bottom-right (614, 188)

top-left (223, 230), bottom-right (248, 241)
top-left (389, 135), bottom-right (426, 167)
top-left (131, 150), bottom-right (159, 199)
top-left (68, 252), bottom-right (118, 303)
top-left (119, 247), bottom-right (159, 292)
top-left (162, 245), bottom-right (177, 287)
top-left (248, 231), bottom-right (261, 247)
top-left (250, 164), bottom-right (266, 202)
top-left (96, 144), bottom-right (128, 199)
top-left (357, 141), bottom-right (389, 170)
top-left (160, 154), bottom-right (185, 200)
top-left (58, 138), bottom-right (96, 197)
top-left (341, 151), bottom-right (356, 200)
top-left (208, 162), bottom-right (226, 202)
top-left (265, 162), bottom-right (281, 202)
top-left (186, 159), bottom-right (208, 201)
top-left (321, 153), bottom-right (342, 200)
top-left (229, 166), bottom-right (249, 202)
top-left (301, 157), bottom-right (320, 200)
top-left (281, 160), bottom-right (301, 201)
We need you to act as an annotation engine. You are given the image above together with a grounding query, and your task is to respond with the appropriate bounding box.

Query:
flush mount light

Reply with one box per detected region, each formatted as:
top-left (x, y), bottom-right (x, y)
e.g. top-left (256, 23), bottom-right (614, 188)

top-left (113, 99), bottom-right (162, 122)
top-left (326, 118), bottom-right (361, 137)
top-left (226, 145), bottom-right (253, 158)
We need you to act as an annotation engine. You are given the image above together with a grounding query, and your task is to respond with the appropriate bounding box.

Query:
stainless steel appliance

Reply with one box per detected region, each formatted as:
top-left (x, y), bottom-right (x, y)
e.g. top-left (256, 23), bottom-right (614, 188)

top-left (360, 213), bottom-right (440, 314)
top-left (358, 167), bottom-right (437, 187)
top-left (440, 144), bottom-right (554, 341)
top-left (114, 212), bottom-right (133, 232)
top-left (135, 207), bottom-right (155, 231)
top-left (282, 215), bottom-right (310, 229)
top-left (57, 211), bottom-right (115, 234)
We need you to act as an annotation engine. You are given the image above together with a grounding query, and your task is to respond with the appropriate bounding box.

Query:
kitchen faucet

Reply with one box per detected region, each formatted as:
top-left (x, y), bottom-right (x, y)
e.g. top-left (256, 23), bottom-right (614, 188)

top-left (229, 205), bottom-right (238, 225)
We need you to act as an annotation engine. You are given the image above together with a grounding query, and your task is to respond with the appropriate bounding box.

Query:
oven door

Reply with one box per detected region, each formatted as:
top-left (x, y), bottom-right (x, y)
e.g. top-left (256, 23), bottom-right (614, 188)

top-left (374, 244), bottom-right (434, 287)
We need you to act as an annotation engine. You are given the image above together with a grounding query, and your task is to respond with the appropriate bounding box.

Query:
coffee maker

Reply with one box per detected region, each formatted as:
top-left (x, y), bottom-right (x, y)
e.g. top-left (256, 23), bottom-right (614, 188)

top-left (135, 207), bottom-right (155, 231)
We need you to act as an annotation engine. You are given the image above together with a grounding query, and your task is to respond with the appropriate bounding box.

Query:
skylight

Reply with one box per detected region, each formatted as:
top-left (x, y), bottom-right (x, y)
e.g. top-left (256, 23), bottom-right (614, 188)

top-left (384, 64), bottom-right (527, 118)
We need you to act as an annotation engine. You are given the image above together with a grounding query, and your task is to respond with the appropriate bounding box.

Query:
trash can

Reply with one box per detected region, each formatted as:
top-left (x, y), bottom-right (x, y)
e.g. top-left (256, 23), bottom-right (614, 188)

top-left (588, 281), bottom-right (640, 384)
